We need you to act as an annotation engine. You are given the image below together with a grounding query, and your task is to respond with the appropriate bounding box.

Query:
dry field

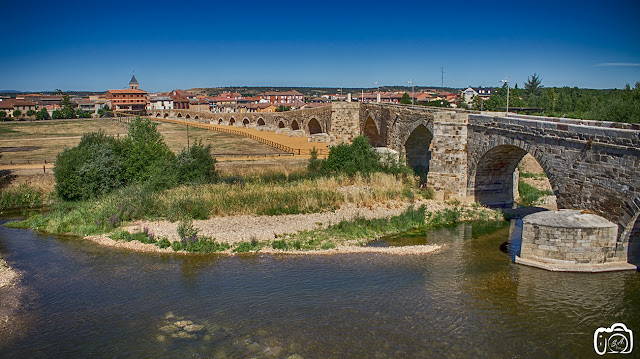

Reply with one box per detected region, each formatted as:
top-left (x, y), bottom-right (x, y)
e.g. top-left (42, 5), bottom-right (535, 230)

top-left (0, 119), bottom-right (284, 164)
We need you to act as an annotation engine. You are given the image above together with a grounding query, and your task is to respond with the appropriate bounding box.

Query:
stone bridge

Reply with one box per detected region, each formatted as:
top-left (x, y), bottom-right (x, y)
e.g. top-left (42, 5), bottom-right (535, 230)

top-left (153, 103), bottom-right (640, 265)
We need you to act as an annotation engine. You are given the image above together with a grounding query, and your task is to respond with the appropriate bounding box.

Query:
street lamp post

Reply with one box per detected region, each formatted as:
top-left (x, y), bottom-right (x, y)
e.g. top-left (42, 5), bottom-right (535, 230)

top-left (407, 78), bottom-right (414, 105)
top-left (373, 81), bottom-right (380, 103)
top-left (501, 75), bottom-right (510, 116)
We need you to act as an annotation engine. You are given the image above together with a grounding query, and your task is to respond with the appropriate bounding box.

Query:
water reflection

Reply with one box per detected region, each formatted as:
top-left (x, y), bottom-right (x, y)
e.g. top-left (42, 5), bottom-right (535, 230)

top-left (0, 219), bottom-right (638, 358)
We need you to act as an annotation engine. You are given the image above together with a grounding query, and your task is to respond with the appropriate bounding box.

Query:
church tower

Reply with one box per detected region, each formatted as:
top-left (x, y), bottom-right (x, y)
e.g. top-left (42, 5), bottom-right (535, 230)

top-left (129, 74), bottom-right (139, 90)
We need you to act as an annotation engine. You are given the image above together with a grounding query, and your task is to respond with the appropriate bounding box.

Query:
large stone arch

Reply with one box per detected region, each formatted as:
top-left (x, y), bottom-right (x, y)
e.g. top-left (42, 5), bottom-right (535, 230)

top-left (469, 144), bottom-right (557, 209)
top-left (177, 113), bottom-right (182, 118)
top-left (257, 118), bottom-right (265, 126)
top-left (186, 114), bottom-right (191, 119)
top-left (229, 117), bottom-right (236, 125)
top-left (164, 113), bottom-right (169, 118)
top-left (626, 212), bottom-right (640, 266)
top-left (291, 120), bottom-right (300, 131)
top-left (242, 117), bottom-right (250, 126)
top-left (278, 120), bottom-right (286, 128)
top-left (308, 118), bottom-right (323, 134)
top-left (195, 115), bottom-right (199, 120)
top-left (363, 116), bottom-right (384, 147)
top-left (404, 124), bottom-right (433, 179)
top-left (218, 118), bottom-right (223, 124)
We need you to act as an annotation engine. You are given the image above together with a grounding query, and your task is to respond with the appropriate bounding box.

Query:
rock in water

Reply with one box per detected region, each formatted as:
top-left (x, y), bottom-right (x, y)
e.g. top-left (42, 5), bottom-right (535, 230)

top-left (184, 324), bottom-right (205, 333)
top-left (159, 325), bottom-right (178, 333)
top-left (174, 320), bottom-right (193, 328)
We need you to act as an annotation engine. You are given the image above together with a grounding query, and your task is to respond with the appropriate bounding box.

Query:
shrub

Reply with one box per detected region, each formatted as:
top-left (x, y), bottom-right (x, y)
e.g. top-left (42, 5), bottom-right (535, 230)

top-left (54, 131), bottom-right (125, 200)
top-left (176, 218), bottom-right (199, 241)
top-left (156, 238), bottom-right (171, 248)
top-left (175, 140), bottom-right (217, 184)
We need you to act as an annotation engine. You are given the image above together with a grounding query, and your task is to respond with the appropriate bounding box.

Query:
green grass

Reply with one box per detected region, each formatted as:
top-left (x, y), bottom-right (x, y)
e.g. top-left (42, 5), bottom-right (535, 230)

top-left (518, 181), bottom-right (554, 207)
top-left (170, 236), bottom-right (230, 253)
top-left (519, 171), bottom-right (548, 180)
top-left (268, 205), bottom-right (502, 251)
top-left (0, 185), bottom-right (49, 210)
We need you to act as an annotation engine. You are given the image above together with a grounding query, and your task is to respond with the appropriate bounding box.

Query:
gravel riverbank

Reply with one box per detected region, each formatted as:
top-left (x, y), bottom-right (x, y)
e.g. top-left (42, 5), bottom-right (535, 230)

top-left (86, 199), bottom-right (498, 256)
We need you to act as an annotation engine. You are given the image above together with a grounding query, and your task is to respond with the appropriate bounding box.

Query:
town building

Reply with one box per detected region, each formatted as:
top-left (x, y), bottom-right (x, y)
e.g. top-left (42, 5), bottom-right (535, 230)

top-left (462, 86), bottom-right (496, 104)
top-left (258, 90), bottom-right (304, 104)
top-left (106, 75), bottom-right (148, 112)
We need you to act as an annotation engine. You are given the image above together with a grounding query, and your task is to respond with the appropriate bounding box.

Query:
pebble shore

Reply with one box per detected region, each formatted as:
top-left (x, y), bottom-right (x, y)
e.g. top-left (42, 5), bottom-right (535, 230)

top-left (87, 199), bottom-right (459, 255)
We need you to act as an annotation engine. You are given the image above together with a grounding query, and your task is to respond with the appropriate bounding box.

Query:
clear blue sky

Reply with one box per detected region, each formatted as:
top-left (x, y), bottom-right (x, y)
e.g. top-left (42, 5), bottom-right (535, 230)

top-left (2, 0), bottom-right (639, 92)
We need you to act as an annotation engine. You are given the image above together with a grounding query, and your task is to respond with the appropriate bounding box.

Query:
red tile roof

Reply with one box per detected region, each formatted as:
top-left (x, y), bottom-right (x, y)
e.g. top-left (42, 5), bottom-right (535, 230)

top-left (107, 89), bottom-right (148, 94)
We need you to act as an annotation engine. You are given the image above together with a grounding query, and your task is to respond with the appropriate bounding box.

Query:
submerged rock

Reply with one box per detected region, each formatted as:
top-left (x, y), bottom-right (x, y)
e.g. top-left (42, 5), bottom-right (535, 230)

top-left (184, 324), bottom-right (205, 333)
top-left (171, 331), bottom-right (198, 340)
top-left (156, 335), bottom-right (166, 342)
top-left (288, 354), bottom-right (304, 359)
top-left (159, 325), bottom-right (178, 334)
top-left (174, 320), bottom-right (193, 328)
top-left (164, 312), bottom-right (175, 320)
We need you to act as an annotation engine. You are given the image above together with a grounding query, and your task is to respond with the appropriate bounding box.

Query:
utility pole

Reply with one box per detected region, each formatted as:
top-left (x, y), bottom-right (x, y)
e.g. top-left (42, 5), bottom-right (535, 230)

top-left (440, 67), bottom-right (445, 88)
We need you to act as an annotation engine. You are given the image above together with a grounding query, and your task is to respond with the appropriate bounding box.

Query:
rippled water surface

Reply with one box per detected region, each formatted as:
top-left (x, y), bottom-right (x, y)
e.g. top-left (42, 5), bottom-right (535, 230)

top-left (0, 219), bottom-right (638, 358)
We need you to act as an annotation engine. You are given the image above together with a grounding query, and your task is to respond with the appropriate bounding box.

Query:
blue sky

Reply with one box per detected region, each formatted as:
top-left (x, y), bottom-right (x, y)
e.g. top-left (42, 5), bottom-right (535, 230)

top-left (1, 0), bottom-right (639, 92)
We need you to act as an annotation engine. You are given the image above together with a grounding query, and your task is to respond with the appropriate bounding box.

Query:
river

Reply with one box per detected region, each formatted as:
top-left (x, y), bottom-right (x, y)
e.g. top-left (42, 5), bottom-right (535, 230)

top-left (0, 219), bottom-right (638, 358)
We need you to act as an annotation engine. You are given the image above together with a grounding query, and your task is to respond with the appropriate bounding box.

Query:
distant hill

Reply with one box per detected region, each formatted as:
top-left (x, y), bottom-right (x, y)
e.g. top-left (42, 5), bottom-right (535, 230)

top-left (188, 86), bottom-right (462, 97)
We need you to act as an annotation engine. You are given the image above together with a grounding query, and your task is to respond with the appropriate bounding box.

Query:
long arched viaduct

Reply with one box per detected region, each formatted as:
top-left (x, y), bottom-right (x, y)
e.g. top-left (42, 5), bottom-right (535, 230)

top-left (153, 102), bottom-right (640, 264)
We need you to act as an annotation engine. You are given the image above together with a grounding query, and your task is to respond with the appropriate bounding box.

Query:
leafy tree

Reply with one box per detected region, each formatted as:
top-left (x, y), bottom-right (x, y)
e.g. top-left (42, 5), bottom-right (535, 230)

top-left (62, 108), bottom-right (76, 119)
top-left (12, 110), bottom-right (21, 118)
top-left (26, 109), bottom-right (36, 117)
top-left (0, 111), bottom-right (6, 120)
top-left (35, 108), bottom-right (49, 120)
top-left (276, 105), bottom-right (291, 112)
top-left (471, 95), bottom-right (484, 111)
top-left (400, 93), bottom-right (412, 105)
top-left (75, 109), bottom-right (84, 118)
top-left (121, 117), bottom-right (175, 184)
top-left (52, 109), bottom-right (63, 119)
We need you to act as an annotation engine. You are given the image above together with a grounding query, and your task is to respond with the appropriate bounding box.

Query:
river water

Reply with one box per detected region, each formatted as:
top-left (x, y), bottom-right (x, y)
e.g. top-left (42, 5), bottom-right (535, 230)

top-left (0, 219), bottom-right (638, 358)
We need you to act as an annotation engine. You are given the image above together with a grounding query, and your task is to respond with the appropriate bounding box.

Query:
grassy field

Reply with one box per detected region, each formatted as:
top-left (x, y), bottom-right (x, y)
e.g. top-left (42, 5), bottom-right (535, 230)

top-left (0, 119), bottom-right (283, 163)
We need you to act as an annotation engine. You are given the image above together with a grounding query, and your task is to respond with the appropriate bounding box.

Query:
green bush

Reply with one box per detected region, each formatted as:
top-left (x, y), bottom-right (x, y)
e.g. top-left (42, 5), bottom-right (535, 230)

top-left (176, 218), bottom-right (199, 241)
top-left (175, 140), bottom-right (217, 184)
top-left (170, 236), bottom-right (230, 253)
top-left (156, 238), bottom-right (171, 248)
top-left (310, 135), bottom-right (411, 177)
top-left (53, 117), bottom-right (217, 200)
top-left (55, 131), bottom-right (125, 200)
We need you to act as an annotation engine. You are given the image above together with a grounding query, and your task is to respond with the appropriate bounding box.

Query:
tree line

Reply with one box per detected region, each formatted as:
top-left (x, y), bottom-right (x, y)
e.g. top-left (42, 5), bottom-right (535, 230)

top-left (468, 74), bottom-right (640, 123)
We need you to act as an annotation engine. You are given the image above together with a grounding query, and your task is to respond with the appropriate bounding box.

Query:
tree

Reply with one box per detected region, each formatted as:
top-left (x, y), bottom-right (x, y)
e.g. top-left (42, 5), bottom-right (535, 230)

top-left (26, 109), bottom-right (36, 117)
top-left (36, 108), bottom-right (49, 120)
top-left (13, 110), bottom-right (21, 118)
top-left (0, 111), bottom-right (6, 120)
top-left (524, 73), bottom-right (543, 102)
top-left (471, 95), bottom-right (484, 111)
top-left (400, 93), bottom-right (412, 105)
top-left (52, 109), bottom-right (63, 119)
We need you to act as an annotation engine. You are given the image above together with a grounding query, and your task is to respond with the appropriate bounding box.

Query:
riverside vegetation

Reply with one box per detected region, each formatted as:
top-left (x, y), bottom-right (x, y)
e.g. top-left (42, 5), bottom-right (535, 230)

top-left (4, 117), bottom-right (503, 253)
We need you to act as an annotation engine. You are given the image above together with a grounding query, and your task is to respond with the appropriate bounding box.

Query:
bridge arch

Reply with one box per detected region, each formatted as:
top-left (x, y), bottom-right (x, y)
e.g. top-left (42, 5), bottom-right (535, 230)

top-left (404, 124), bottom-right (433, 180)
top-left (291, 120), bottom-right (300, 131)
top-left (218, 118), bottom-right (223, 124)
top-left (195, 115), bottom-right (199, 120)
top-left (257, 118), bottom-right (265, 126)
top-left (186, 114), bottom-right (191, 119)
top-left (156, 113), bottom-right (161, 118)
top-left (242, 118), bottom-right (250, 126)
top-left (164, 113), bottom-right (169, 118)
top-left (627, 212), bottom-right (640, 266)
top-left (470, 144), bottom-right (556, 208)
top-left (177, 113), bottom-right (182, 118)
top-left (363, 116), bottom-right (384, 147)
top-left (308, 118), bottom-right (323, 134)
top-left (229, 117), bottom-right (236, 125)
top-left (278, 120), bottom-right (286, 128)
